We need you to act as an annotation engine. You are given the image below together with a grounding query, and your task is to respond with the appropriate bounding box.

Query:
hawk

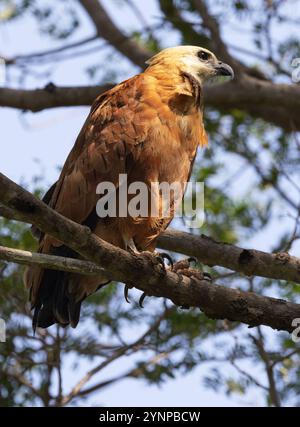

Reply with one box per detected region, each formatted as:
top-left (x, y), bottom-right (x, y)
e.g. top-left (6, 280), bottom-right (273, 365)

top-left (24, 46), bottom-right (234, 329)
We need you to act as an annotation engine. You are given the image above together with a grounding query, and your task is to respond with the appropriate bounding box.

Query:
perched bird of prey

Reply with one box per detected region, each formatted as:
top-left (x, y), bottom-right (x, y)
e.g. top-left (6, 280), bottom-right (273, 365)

top-left (25, 45), bottom-right (234, 329)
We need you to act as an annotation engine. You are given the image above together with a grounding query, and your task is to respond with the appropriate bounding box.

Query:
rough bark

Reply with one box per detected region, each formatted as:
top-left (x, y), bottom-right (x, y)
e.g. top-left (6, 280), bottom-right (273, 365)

top-left (158, 229), bottom-right (300, 283)
top-left (0, 172), bottom-right (300, 333)
top-left (0, 246), bottom-right (106, 276)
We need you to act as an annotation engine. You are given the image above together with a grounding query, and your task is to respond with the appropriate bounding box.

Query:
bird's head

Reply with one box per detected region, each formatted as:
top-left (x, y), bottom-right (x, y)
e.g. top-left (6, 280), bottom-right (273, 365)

top-left (146, 45), bottom-right (234, 85)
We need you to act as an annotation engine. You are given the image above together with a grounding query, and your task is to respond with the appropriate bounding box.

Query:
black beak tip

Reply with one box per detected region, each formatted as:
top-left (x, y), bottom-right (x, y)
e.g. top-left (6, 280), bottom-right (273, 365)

top-left (215, 62), bottom-right (234, 79)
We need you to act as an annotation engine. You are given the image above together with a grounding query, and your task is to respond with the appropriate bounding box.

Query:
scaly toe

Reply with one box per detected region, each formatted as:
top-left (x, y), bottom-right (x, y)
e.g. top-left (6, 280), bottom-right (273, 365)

top-left (172, 257), bottom-right (200, 272)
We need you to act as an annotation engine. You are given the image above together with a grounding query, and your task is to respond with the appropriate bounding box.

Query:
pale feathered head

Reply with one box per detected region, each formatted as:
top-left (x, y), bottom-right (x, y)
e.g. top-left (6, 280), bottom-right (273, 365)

top-left (146, 45), bottom-right (234, 83)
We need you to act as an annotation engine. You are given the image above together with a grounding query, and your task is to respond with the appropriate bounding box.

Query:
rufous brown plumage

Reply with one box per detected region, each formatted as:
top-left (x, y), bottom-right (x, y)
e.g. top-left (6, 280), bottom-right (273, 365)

top-left (24, 45), bottom-right (234, 329)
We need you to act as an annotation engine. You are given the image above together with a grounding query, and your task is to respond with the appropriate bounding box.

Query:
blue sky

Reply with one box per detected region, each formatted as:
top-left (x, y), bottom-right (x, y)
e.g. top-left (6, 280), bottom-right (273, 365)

top-left (1, 0), bottom-right (297, 407)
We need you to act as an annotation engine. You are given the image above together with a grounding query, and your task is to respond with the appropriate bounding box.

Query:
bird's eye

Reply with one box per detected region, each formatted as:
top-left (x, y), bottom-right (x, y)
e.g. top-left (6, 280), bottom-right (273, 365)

top-left (198, 50), bottom-right (210, 61)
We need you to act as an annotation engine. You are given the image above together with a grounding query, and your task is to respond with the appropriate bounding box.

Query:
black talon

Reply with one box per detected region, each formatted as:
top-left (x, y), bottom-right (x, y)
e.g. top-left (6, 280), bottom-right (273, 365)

top-left (139, 292), bottom-right (147, 308)
top-left (157, 252), bottom-right (173, 269)
top-left (124, 284), bottom-right (131, 304)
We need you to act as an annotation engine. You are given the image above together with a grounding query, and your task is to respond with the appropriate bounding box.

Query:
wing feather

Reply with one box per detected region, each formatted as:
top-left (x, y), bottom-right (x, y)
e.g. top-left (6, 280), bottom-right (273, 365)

top-left (43, 75), bottom-right (150, 246)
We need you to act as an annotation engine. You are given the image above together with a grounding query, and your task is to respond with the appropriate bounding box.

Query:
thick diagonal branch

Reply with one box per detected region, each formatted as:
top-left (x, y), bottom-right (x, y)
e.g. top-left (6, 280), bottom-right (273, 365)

top-left (0, 172), bottom-right (300, 332)
top-left (79, 0), bottom-right (150, 68)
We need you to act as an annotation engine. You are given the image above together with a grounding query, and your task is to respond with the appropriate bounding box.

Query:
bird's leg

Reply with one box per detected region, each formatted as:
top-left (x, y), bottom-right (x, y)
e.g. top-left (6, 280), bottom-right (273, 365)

top-left (126, 237), bottom-right (192, 307)
top-left (126, 238), bottom-right (140, 255)
top-left (137, 251), bottom-right (174, 307)
top-left (125, 237), bottom-right (174, 306)
top-left (123, 238), bottom-right (140, 304)
top-left (125, 243), bottom-right (211, 308)
top-left (125, 239), bottom-right (158, 306)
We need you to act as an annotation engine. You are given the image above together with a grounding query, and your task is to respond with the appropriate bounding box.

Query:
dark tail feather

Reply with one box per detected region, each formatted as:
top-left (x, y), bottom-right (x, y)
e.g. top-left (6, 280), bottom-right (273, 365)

top-left (30, 243), bottom-right (109, 331)
top-left (67, 294), bottom-right (84, 328)
top-left (33, 268), bottom-right (73, 330)
top-left (31, 268), bottom-right (110, 330)
top-left (32, 245), bottom-right (86, 330)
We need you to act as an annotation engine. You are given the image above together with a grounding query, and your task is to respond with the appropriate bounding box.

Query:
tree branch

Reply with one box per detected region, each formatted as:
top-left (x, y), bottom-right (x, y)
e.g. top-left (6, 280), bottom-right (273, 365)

top-left (1, 224), bottom-right (300, 288)
top-left (0, 84), bottom-right (112, 112)
top-left (250, 328), bottom-right (281, 407)
top-left (192, 0), bottom-right (242, 72)
top-left (205, 76), bottom-right (300, 130)
top-left (4, 35), bottom-right (99, 66)
top-left (60, 309), bottom-right (169, 405)
top-left (159, 0), bottom-right (264, 79)
top-left (158, 0), bottom-right (211, 47)
top-left (0, 172), bottom-right (300, 332)
top-left (79, 0), bottom-right (151, 68)
top-left (0, 245), bottom-right (107, 277)
top-left (157, 229), bottom-right (300, 284)
top-left (0, 203), bottom-right (16, 219)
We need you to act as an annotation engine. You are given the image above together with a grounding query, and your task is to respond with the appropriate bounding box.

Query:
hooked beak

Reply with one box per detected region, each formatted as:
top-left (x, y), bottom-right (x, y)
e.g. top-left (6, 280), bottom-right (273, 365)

top-left (214, 61), bottom-right (234, 79)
